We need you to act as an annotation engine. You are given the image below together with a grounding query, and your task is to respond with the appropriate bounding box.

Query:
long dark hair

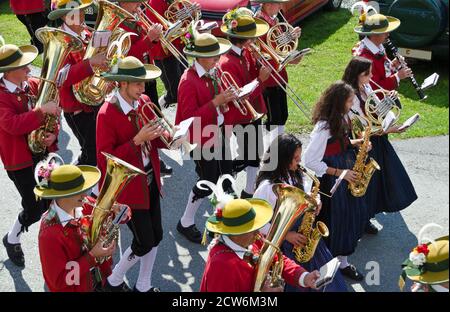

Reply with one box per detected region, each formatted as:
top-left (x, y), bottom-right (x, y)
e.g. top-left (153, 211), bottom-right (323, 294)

top-left (342, 56), bottom-right (372, 95)
top-left (312, 81), bottom-right (355, 139)
top-left (256, 133), bottom-right (303, 189)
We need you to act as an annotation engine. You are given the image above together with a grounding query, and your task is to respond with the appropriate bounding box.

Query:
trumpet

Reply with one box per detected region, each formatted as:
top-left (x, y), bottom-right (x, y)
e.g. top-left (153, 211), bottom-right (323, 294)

top-left (219, 70), bottom-right (264, 122)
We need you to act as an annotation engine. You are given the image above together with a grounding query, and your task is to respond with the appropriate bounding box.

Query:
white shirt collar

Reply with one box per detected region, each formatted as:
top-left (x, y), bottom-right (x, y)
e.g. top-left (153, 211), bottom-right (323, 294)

top-left (51, 201), bottom-right (84, 227)
top-left (62, 23), bottom-right (88, 41)
top-left (116, 90), bottom-right (138, 115)
top-left (194, 61), bottom-right (216, 78)
top-left (362, 37), bottom-right (385, 55)
top-left (222, 235), bottom-right (250, 260)
top-left (2, 78), bottom-right (26, 93)
top-left (231, 44), bottom-right (243, 56)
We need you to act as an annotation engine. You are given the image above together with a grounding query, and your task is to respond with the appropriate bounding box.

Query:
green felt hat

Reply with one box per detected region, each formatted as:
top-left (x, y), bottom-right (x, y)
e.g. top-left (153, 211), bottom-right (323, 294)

top-left (354, 13), bottom-right (401, 35)
top-left (0, 44), bottom-right (38, 73)
top-left (48, 0), bottom-right (94, 21)
top-left (102, 56), bottom-right (162, 82)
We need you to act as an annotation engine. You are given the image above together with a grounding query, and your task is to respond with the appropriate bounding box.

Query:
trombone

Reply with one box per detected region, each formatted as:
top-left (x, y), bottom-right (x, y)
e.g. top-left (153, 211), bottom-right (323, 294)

top-left (219, 70), bottom-right (264, 122)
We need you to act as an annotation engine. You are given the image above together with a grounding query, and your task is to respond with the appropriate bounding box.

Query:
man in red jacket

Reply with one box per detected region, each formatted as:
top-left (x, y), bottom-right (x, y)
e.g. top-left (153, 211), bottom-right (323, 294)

top-left (175, 30), bottom-right (238, 244)
top-left (0, 43), bottom-right (60, 267)
top-left (219, 11), bottom-right (271, 198)
top-left (353, 13), bottom-right (412, 91)
top-left (9, 0), bottom-right (50, 53)
top-left (35, 161), bottom-right (120, 292)
top-left (48, 0), bottom-right (109, 166)
top-left (200, 198), bottom-right (320, 292)
top-left (97, 56), bottom-right (167, 292)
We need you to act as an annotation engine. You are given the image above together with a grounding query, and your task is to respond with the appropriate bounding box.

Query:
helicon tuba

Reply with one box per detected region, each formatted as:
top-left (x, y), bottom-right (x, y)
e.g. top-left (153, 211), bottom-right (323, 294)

top-left (292, 165), bottom-right (329, 263)
top-left (348, 115), bottom-right (381, 197)
top-left (28, 27), bottom-right (83, 155)
top-left (89, 152), bottom-right (145, 262)
top-left (72, 0), bottom-right (135, 106)
top-left (253, 184), bottom-right (313, 292)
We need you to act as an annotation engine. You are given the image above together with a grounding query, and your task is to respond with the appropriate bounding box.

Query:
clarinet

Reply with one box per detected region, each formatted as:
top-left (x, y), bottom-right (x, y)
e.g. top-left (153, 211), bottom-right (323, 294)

top-left (385, 39), bottom-right (427, 101)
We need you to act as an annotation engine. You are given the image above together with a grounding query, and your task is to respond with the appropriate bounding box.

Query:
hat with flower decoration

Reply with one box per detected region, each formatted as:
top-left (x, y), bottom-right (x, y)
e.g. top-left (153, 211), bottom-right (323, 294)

top-left (48, 0), bottom-right (95, 21)
top-left (221, 7), bottom-right (269, 39)
top-left (399, 224), bottom-right (449, 290)
top-left (354, 13), bottom-right (400, 35)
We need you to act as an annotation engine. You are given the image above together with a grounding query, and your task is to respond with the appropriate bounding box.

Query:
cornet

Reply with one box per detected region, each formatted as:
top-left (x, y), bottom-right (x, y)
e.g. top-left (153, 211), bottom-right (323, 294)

top-left (219, 70), bottom-right (264, 122)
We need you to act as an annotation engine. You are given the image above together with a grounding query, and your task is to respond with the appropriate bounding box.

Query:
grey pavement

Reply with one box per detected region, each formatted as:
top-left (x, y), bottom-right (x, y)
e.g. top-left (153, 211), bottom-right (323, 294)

top-left (0, 100), bottom-right (448, 292)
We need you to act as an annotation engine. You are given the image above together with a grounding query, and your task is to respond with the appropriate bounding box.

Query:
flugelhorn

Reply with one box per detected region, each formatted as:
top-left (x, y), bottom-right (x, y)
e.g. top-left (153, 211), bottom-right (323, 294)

top-left (219, 70), bottom-right (264, 122)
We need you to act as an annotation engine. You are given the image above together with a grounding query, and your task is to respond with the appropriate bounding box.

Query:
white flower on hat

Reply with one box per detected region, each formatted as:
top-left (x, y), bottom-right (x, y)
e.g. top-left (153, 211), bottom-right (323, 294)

top-left (409, 251), bottom-right (427, 266)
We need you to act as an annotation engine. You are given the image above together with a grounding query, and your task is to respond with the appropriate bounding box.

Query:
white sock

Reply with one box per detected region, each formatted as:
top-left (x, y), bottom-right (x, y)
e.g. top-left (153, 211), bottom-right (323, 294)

top-left (135, 247), bottom-right (158, 292)
top-left (338, 255), bottom-right (349, 269)
top-left (245, 166), bottom-right (258, 194)
top-left (107, 247), bottom-right (140, 287)
top-left (7, 218), bottom-right (23, 244)
top-left (278, 125), bottom-right (285, 135)
top-left (180, 191), bottom-right (204, 228)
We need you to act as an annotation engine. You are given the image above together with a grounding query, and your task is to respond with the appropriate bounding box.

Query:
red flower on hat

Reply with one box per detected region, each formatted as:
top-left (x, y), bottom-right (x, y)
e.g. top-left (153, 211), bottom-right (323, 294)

top-left (215, 208), bottom-right (223, 219)
top-left (416, 244), bottom-right (430, 256)
top-left (230, 20), bottom-right (238, 29)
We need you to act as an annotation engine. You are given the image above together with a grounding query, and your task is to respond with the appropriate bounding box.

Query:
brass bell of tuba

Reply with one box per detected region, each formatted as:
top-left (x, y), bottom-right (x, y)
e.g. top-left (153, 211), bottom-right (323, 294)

top-left (253, 184), bottom-right (312, 292)
top-left (292, 165), bottom-right (329, 263)
top-left (28, 27), bottom-right (83, 155)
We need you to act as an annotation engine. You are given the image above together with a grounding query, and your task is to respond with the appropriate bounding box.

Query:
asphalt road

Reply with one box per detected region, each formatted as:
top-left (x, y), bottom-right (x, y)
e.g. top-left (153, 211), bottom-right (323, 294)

top-left (0, 100), bottom-right (448, 292)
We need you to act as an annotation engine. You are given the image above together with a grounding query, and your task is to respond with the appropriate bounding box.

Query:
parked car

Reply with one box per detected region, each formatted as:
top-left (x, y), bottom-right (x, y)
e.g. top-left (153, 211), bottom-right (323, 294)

top-left (378, 0), bottom-right (449, 60)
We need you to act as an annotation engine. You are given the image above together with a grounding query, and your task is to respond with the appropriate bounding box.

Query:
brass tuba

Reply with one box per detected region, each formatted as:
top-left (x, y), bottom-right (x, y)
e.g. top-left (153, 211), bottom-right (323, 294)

top-left (28, 27), bottom-right (83, 155)
top-left (72, 0), bottom-right (135, 106)
top-left (253, 184), bottom-right (312, 291)
top-left (348, 115), bottom-right (381, 197)
top-left (89, 152), bottom-right (145, 261)
top-left (292, 165), bottom-right (329, 263)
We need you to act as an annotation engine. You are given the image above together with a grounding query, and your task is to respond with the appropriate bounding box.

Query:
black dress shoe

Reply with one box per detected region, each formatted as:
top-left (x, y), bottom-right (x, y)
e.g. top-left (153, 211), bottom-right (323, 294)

top-left (240, 190), bottom-right (253, 199)
top-left (340, 264), bottom-right (364, 281)
top-left (2, 234), bottom-right (25, 267)
top-left (133, 286), bottom-right (161, 292)
top-left (365, 220), bottom-right (379, 235)
top-left (177, 221), bottom-right (202, 244)
top-left (160, 160), bottom-right (173, 176)
top-left (103, 280), bottom-right (132, 292)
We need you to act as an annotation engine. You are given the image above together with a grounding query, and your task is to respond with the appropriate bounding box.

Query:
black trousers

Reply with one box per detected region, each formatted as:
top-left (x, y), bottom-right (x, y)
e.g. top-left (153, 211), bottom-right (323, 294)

top-left (127, 174), bottom-right (163, 257)
top-left (145, 79), bottom-right (159, 107)
top-left (64, 110), bottom-right (98, 166)
top-left (264, 85), bottom-right (288, 127)
top-left (6, 165), bottom-right (49, 231)
top-left (232, 119), bottom-right (264, 173)
top-left (16, 12), bottom-right (50, 54)
top-left (155, 56), bottom-right (185, 104)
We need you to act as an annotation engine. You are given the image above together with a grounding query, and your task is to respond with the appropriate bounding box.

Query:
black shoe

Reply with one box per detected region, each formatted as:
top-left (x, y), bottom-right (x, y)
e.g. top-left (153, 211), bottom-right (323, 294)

top-left (133, 286), bottom-right (161, 292)
top-left (2, 234), bottom-right (25, 267)
top-left (340, 264), bottom-right (364, 282)
top-left (240, 190), bottom-right (253, 199)
top-left (103, 280), bottom-right (132, 292)
top-left (177, 221), bottom-right (202, 244)
top-left (365, 220), bottom-right (379, 235)
top-left (160, 160), bottom-right (173, 176)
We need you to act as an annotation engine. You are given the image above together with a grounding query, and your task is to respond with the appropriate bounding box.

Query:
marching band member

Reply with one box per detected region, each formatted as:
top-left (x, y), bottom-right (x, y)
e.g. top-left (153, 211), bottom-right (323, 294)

top-left (97, 56), bottom-right (166, 292)
top-left (303, 81), bottom-right (369, 281)
top-left (48, 0), bottom-right (109, 166)
top-left (342, 56), bottom-right (417, 233)
top-left (175, 28), bottom-right (238, 243)
top-left (35, 160), bottom-right (121, 292)
top-left (219, 10), bottom-right (271, 199)
top-left (117, 0), bottom-right (173, 175)
top-left (253, 133), bottom-right (347, 292)
top-left (200, 198), bottom-right (320, 292)
top-left (252, 0), bottom-right (302, 143)
top-left (0, 43), bottom-right (60, 267)
top-left (352, 13), bottom-right (412, 91)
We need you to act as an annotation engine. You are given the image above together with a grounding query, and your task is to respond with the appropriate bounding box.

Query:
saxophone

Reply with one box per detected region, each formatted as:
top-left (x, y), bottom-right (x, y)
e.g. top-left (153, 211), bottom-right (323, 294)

top-left (292, 165), bottom-right (329, 263)
top-left (348, 115), bottom-right (381, 197)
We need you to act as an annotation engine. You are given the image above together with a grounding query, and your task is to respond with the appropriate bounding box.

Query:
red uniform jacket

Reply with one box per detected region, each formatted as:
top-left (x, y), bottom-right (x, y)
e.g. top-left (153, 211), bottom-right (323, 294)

top-left (10, 0), bottom-right (46, 15)
top-left (200, 239), bottom-right (307, 292)
top-left (59, 28), bottom-right (95, 113)
top-left (219, 48), bottom-right (266, 125)
top-left (38, 197), bottom-right (112, 292)
top-left (353, 42), bottom-right (398, 91)
top-left (256, 10), bottom-right (288, 88)
top-left (0, 78), bottom-right (58, 171)
top-left (96, 94), bottom-right (166, 210)
top-left (176, 66), bottom-right (225, 149)
top-left (119, 21), bottom-right (155, 64)
top-left (147, 0), bottom-right (184, 61)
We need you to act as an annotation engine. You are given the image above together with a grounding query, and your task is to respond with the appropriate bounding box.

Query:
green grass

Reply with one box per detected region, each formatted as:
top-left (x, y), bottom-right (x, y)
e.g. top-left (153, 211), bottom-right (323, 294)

top-left (286, 8), bottom-right (449, 139)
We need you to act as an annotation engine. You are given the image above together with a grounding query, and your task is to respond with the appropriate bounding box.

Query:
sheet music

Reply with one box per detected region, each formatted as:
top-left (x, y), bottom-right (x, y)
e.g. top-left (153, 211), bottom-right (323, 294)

top-left (330, 170), bottom-right (347, 195)
top-left (173, 117), bottom-right (194, 140)
top-left (315, 257), bottom-right (341, 289)
top-left (92, 30), bottom-right (112, 48)
top-left (398, 113), bottom-right (420, 131)
top-left (238, 79), bottom-right (259, 99)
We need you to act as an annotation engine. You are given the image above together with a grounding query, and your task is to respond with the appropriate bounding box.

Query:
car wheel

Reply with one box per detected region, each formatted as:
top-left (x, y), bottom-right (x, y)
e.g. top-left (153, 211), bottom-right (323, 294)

top-left (325, 0), bottom-right (343, 11)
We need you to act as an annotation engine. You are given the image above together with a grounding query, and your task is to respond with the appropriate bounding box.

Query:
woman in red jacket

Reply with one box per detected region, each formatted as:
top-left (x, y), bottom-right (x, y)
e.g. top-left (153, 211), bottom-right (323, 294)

top-left (97, 56), bottom-right (167, 292)
top-left (0, 43), bottom-right (60, 267)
